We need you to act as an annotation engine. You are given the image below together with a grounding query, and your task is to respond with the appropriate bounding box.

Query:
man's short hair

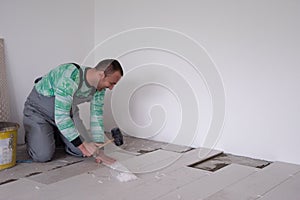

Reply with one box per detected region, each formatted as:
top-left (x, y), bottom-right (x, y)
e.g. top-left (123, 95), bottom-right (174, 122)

top-left (95, 59), bottom-right (123, 76)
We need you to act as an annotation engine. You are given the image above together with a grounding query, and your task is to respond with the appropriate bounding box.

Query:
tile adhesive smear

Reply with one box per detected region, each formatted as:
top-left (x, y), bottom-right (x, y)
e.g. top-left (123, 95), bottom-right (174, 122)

top-left (105, 161), bottom-right (138, 182)
top-left (94, 128), bottom-right (138, 182)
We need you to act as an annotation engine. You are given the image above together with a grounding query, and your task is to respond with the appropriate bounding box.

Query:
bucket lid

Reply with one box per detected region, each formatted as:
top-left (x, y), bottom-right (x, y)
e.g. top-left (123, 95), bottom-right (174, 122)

top-left (0, 122), bottom-right (19, 132)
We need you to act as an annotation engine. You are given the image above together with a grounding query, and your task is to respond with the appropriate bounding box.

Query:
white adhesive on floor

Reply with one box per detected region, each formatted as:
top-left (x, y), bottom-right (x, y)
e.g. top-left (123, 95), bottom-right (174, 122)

top-left (115, 172), bottom-right (138, 182)
top-left (107, 161), bottom-right (138, 182)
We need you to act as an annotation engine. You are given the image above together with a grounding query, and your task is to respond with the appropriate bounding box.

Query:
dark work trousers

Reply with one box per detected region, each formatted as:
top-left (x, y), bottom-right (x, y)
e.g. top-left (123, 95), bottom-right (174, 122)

top-left (23, 87), bottom-right (83, 162)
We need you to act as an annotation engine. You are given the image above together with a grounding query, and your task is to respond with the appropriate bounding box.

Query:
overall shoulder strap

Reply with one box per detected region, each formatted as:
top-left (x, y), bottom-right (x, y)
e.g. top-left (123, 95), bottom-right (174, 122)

top-left (71, 63), bottom-right (80, 70)
top-left (71, 63), bottom-right (83, 93)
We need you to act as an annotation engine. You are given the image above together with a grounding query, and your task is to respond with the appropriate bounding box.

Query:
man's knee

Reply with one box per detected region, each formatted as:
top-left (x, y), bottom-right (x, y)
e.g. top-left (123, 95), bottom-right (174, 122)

top-left (27, 147), bottom-right (54, 162)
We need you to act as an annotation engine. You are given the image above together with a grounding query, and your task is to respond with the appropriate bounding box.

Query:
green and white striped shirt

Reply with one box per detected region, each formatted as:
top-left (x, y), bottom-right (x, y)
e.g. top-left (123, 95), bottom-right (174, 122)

top-left (35, 63), bottom-right (105, 143)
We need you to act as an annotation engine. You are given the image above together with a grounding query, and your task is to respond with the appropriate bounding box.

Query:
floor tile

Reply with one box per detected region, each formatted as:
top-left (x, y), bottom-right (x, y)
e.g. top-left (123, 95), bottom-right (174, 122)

top-left (119, 149), bottom-right (181, 173)
top-left (156, 164), bottom-right (257, 200)
top-left (204, 161), bottom-right (300, 200)
top-left (257, 171), bottom-right (300, 200)
top-left (0, 178), bottom-right (46, 200)
top-left (117, 166), bottom-right (208, 200)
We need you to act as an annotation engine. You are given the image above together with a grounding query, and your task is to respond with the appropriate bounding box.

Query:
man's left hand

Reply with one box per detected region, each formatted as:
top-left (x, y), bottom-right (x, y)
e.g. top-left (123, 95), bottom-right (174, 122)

top-left (94, 149), bottom-right (116, 165)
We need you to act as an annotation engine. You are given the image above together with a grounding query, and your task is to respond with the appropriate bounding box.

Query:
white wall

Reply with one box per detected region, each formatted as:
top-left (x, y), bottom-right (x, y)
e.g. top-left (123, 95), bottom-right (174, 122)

top-left (0, 0), bottom-right (95, 143)
top-left (0, 0), bottom-right (299, 165)
top-left (95, 0), bottom-right (300, 164)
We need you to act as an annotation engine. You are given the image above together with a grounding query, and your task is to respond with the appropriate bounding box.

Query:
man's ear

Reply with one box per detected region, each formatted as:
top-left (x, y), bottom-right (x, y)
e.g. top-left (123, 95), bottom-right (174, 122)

top-left (99, 71), bottom-right (105, 79)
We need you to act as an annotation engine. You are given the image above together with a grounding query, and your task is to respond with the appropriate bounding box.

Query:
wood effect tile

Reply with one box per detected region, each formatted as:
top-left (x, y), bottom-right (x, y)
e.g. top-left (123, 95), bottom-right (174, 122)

top-left (204, 161), bottom-right (300, 200)
top-left (0, 178), bottom-right (46, 200)
top-left (256, 171), bottom-right (300, 200)
top-left (156, 164), bottom-right (257, 200)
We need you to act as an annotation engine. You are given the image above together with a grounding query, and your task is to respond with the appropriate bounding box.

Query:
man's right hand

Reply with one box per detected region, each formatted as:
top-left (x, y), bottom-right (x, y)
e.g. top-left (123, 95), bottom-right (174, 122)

top-left (78, 142), bottom-right (99, 157)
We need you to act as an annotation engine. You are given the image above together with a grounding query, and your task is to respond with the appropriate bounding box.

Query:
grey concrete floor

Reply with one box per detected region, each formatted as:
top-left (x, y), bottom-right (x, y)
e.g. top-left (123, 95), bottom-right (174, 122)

top-left (0, 136), bottom-right (300, 200)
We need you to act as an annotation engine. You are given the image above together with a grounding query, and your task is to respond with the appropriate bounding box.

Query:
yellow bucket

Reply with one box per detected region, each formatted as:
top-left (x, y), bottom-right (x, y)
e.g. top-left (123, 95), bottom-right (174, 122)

top-left (0, 122), bottom-right (19, 170)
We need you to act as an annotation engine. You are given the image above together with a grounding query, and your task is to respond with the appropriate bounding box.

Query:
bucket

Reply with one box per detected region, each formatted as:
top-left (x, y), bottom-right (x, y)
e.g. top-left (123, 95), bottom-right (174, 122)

top-left (0, 122), bottom-right (19, 170)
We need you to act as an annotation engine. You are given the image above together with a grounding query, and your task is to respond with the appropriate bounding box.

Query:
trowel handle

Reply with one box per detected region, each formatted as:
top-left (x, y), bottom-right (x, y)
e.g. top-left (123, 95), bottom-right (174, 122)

top-left (93, 139), bottom-right (114, 158)
top-left (97, 139), bottom-right (114, 149)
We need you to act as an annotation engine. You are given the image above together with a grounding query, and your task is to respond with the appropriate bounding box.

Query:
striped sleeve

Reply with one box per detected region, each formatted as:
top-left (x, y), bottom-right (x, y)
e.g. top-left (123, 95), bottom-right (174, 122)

top-left (90, 90), bottom-right (105, 143)
top-left (54, 69), bottom-right (81, 143)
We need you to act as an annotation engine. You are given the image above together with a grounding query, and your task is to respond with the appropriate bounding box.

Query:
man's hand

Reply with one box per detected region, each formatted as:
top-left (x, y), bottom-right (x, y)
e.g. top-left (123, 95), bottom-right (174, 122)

top-left (94, 149), bottom-right (116, 165)
top-left (78, 142), bottom-right (102, 157)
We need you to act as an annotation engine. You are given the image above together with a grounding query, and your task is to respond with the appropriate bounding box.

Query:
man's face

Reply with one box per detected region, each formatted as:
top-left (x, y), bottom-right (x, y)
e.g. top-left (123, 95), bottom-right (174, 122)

top-left (97, 71), bottom-right (122, 91)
